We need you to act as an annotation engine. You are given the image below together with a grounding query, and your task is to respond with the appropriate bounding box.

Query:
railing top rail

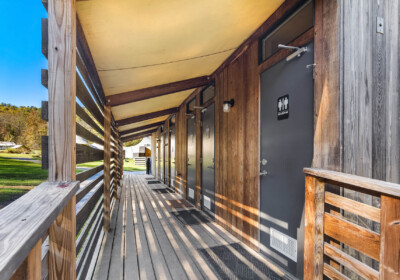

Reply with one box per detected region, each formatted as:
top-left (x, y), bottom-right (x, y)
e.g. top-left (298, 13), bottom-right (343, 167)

top-left (304, 168), bottom-right (400, 198)
top-left (0, 181), bottom-right (79, 280)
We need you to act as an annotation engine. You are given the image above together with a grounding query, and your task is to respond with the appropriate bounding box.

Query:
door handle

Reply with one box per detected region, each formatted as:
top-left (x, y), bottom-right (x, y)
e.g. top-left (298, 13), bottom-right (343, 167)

top-left (260, 170), bottom-right (268, 176)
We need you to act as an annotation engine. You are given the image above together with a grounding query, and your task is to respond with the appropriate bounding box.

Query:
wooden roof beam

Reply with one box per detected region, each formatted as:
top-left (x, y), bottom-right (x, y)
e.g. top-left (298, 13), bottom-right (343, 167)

top-left (121, 129), bottom-right (157, 143)
top-left (116, 107), bottom-right (178, 127)
top-left (120, 121), bottom-right (164, 136)
top-left (107, 76), bottom-right (211, 107)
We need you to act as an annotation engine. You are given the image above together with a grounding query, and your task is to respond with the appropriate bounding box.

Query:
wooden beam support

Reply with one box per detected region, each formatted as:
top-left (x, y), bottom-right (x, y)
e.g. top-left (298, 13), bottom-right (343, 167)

top-left (120, 121), bottom-right (164, 136)
top-left (116, 107), bottom-right (179, 127)
top-left (103, 105), bottom-right (111, 231)
top-left (121, 129), bottom-right (158, 143)
top-left (10, 239), bottom-right (41, 280)
top-left (47, 0), bottom-right (77, 278)
top-left (107, 76), bottom-right (211, 107)
top-left (379, 195), bottom-right (400, 279)
top-left (304, 175), bottom-right (325, 280)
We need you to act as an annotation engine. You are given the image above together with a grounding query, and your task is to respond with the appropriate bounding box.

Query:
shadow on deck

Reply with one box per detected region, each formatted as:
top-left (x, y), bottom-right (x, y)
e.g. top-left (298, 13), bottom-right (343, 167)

top-left (93, 175), bottom-right (286, 280)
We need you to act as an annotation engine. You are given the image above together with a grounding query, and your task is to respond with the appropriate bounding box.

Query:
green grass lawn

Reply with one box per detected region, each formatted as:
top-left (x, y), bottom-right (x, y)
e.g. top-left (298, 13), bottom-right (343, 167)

top-left (0, 188), bottom-right (32, 208)
top-left (124, 159), bottom-right (146, 172)
top-left (0, 152), bottom-right (41, 160)
top-left (77, 159), bottom-right (146, 172)
top-left (0, 157), bottom-right (48, 186)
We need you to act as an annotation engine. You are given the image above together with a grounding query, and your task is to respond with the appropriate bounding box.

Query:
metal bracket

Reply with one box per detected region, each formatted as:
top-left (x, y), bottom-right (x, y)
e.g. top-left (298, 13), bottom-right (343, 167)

top-left (377, 17), bottom-right (384, 34)
top-left (278, 44), bottom-right (308, 61)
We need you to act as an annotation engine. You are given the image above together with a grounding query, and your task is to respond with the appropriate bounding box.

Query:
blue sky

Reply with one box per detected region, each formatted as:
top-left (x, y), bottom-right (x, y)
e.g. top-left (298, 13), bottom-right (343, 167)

top-left (0, 2), bottom-right (48, 107)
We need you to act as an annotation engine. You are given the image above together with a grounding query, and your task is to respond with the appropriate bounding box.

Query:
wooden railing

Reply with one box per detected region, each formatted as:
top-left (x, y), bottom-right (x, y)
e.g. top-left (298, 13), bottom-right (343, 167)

top-left (304, 168), bottom-right (400, 280)
top-left (0, 181), bottom-right (79, 279)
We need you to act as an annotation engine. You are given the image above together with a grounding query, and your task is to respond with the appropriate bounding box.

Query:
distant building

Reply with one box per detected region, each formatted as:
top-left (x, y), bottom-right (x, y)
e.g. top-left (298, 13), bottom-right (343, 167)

top-left (124, 137), bottom-right (151, 159)
top-left (0, 142), bottom-right (17, 150)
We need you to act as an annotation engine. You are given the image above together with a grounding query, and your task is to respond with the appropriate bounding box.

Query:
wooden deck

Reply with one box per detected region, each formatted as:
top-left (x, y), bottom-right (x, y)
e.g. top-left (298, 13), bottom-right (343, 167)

top-left (93, 174), bottom-right (287, 280)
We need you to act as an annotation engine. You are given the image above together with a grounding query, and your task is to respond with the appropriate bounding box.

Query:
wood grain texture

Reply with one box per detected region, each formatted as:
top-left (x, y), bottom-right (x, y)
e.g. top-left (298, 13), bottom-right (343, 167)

top-left (76, 174), bottom-right (103, 202)
top-left (76, 144), bottom-right (104, 164)
top-left (304, 168), bottom-right (400, 198)
top-left (10, 239), bottom-right (41, 280)
top-left (116, 107), bottom-right (178, 127)
top-left (76, 123), bottom-right (104, 146)
top-left (76, 183), bottom-right (103, 234)
top-left (324, 191), bottom-right (381, 223)
top-left (76, 75), bottom-right (104, 126)
top-left (323, 263), bottom-right (351, 280)
top-left (304, 176), bottom-right (325, 280)
top-left (313, 0), bottom-right (341, 171)
top-left (76, 164), bottom-right (104, 182)
top-left (48, 0), bottom-right (77, 182)
top-left (324, 213), bottom-right (380, 261)
top-left (107, 76), bottom-right (210, 106)
top-left (324, 242), bottom-right (379, 280)
top-left (0, 181), bottom-right (79, 280)
top-left (76, 102), bottom-right (104, 136)
top-left (379, 195), bottom-right (400, 279)
top-left (103, 105), bottom-right (111, 231)
top-left (49, 196), bottom-right (76, 280)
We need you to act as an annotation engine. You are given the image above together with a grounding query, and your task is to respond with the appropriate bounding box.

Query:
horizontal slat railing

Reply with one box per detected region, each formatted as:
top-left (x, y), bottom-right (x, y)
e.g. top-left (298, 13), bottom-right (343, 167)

top-left (76, 164), bottom-right (104, 184)
top-left (303, 168), bottom-right (400, 280)
top-left (0, 181), bottom-right (79, 279)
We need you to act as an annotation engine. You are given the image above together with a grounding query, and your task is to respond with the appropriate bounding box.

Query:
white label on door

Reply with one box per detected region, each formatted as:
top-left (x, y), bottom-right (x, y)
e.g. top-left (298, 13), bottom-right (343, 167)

top-left (270, 228), bottom-right (297, 262)
top-left (188, 188), bottom-right (194, 199)
top-left (203, 195), bottom-right (211, 209)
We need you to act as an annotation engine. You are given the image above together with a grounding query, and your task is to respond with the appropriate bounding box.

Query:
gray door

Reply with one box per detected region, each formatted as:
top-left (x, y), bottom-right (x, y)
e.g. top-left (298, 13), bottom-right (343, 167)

top-left (164, 132), bottom-right (169, 185)
top-left (160, 134), bottom-right (164, 182)
top-left (201, 103), bottom-right (215, 215)
top-left (260, 42), bottom-right (314, 278)
top-left (170, 126), bottom-right (176, 188)
top-left (187, 117), bottom-right (196, 204)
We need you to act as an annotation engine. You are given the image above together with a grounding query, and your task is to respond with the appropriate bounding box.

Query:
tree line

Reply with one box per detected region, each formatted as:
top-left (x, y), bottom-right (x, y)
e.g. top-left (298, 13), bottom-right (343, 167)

top-left (0, 103), bottom-right (47, 150)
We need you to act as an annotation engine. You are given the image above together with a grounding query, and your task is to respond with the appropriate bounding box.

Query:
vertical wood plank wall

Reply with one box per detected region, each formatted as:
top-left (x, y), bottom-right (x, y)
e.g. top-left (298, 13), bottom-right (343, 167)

top-left (161, 0), bottom-right (400, 252)
top-left (341, 0), bottom-right (400, 184)
top-left (171, 41), bottom-right (260, 248)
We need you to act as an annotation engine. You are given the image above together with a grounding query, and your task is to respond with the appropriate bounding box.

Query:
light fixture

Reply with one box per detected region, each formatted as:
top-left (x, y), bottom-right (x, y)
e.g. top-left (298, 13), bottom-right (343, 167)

top-left (223, 99), bottom-right (234, 113)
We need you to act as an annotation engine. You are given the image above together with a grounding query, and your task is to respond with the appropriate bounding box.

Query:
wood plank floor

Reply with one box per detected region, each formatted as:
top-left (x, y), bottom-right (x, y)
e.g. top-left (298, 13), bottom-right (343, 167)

top-left (92, 174), bottom-right (288, 280)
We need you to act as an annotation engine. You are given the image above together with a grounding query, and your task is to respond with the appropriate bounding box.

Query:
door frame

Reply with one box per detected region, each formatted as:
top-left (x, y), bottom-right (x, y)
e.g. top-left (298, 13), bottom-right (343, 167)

top-left (200, 100), bottom-right (216, 217)
top-left (257, 7), bottom-right (315, 254)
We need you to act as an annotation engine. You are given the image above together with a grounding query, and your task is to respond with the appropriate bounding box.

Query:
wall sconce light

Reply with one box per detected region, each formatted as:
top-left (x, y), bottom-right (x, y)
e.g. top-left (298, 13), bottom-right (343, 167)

top-left (223, 99), bottom-right (234, 113)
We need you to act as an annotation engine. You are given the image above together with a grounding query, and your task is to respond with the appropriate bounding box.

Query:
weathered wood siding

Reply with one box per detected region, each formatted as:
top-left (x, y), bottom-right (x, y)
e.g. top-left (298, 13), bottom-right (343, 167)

top-left (214, 42), bottom-right (260, 248)
top-left (341, 0), bottom-right (400, 184)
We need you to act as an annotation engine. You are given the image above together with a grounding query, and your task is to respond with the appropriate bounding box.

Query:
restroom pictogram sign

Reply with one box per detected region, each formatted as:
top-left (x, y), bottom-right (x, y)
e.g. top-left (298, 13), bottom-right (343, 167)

top-left (277, 95), bottom-right (289, 120)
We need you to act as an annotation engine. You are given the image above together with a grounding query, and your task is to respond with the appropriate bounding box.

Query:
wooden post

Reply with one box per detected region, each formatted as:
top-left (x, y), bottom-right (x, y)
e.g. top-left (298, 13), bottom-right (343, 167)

top-left (304, 176), bottom-right (325, 280)
top-left (120, 140), bottom-right (124, 179)
top-left (103, 105), bottom-right (111, 231)
top-left (47, 0), bottom-right (77, 278)
top-left (10, 239), bottom-right (42, 280)
top-left (379, 195), bottom-right (400, 279)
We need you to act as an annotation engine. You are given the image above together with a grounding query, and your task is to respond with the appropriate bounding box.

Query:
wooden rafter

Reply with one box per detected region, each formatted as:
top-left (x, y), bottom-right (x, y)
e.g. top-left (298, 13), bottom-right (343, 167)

top-left (120, 121), bottom-right (164, 136)
top-left (121, 129), bottom-right (158, 143)
top-left (116, 107), bottom-right (178, 127)
top-left (107, 76), bottom-right (211, 107)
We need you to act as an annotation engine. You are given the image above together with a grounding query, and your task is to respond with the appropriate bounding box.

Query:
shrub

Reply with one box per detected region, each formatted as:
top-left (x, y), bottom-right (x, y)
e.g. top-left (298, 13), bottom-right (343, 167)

top-left (6, 146), bottom-right (31, 154)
